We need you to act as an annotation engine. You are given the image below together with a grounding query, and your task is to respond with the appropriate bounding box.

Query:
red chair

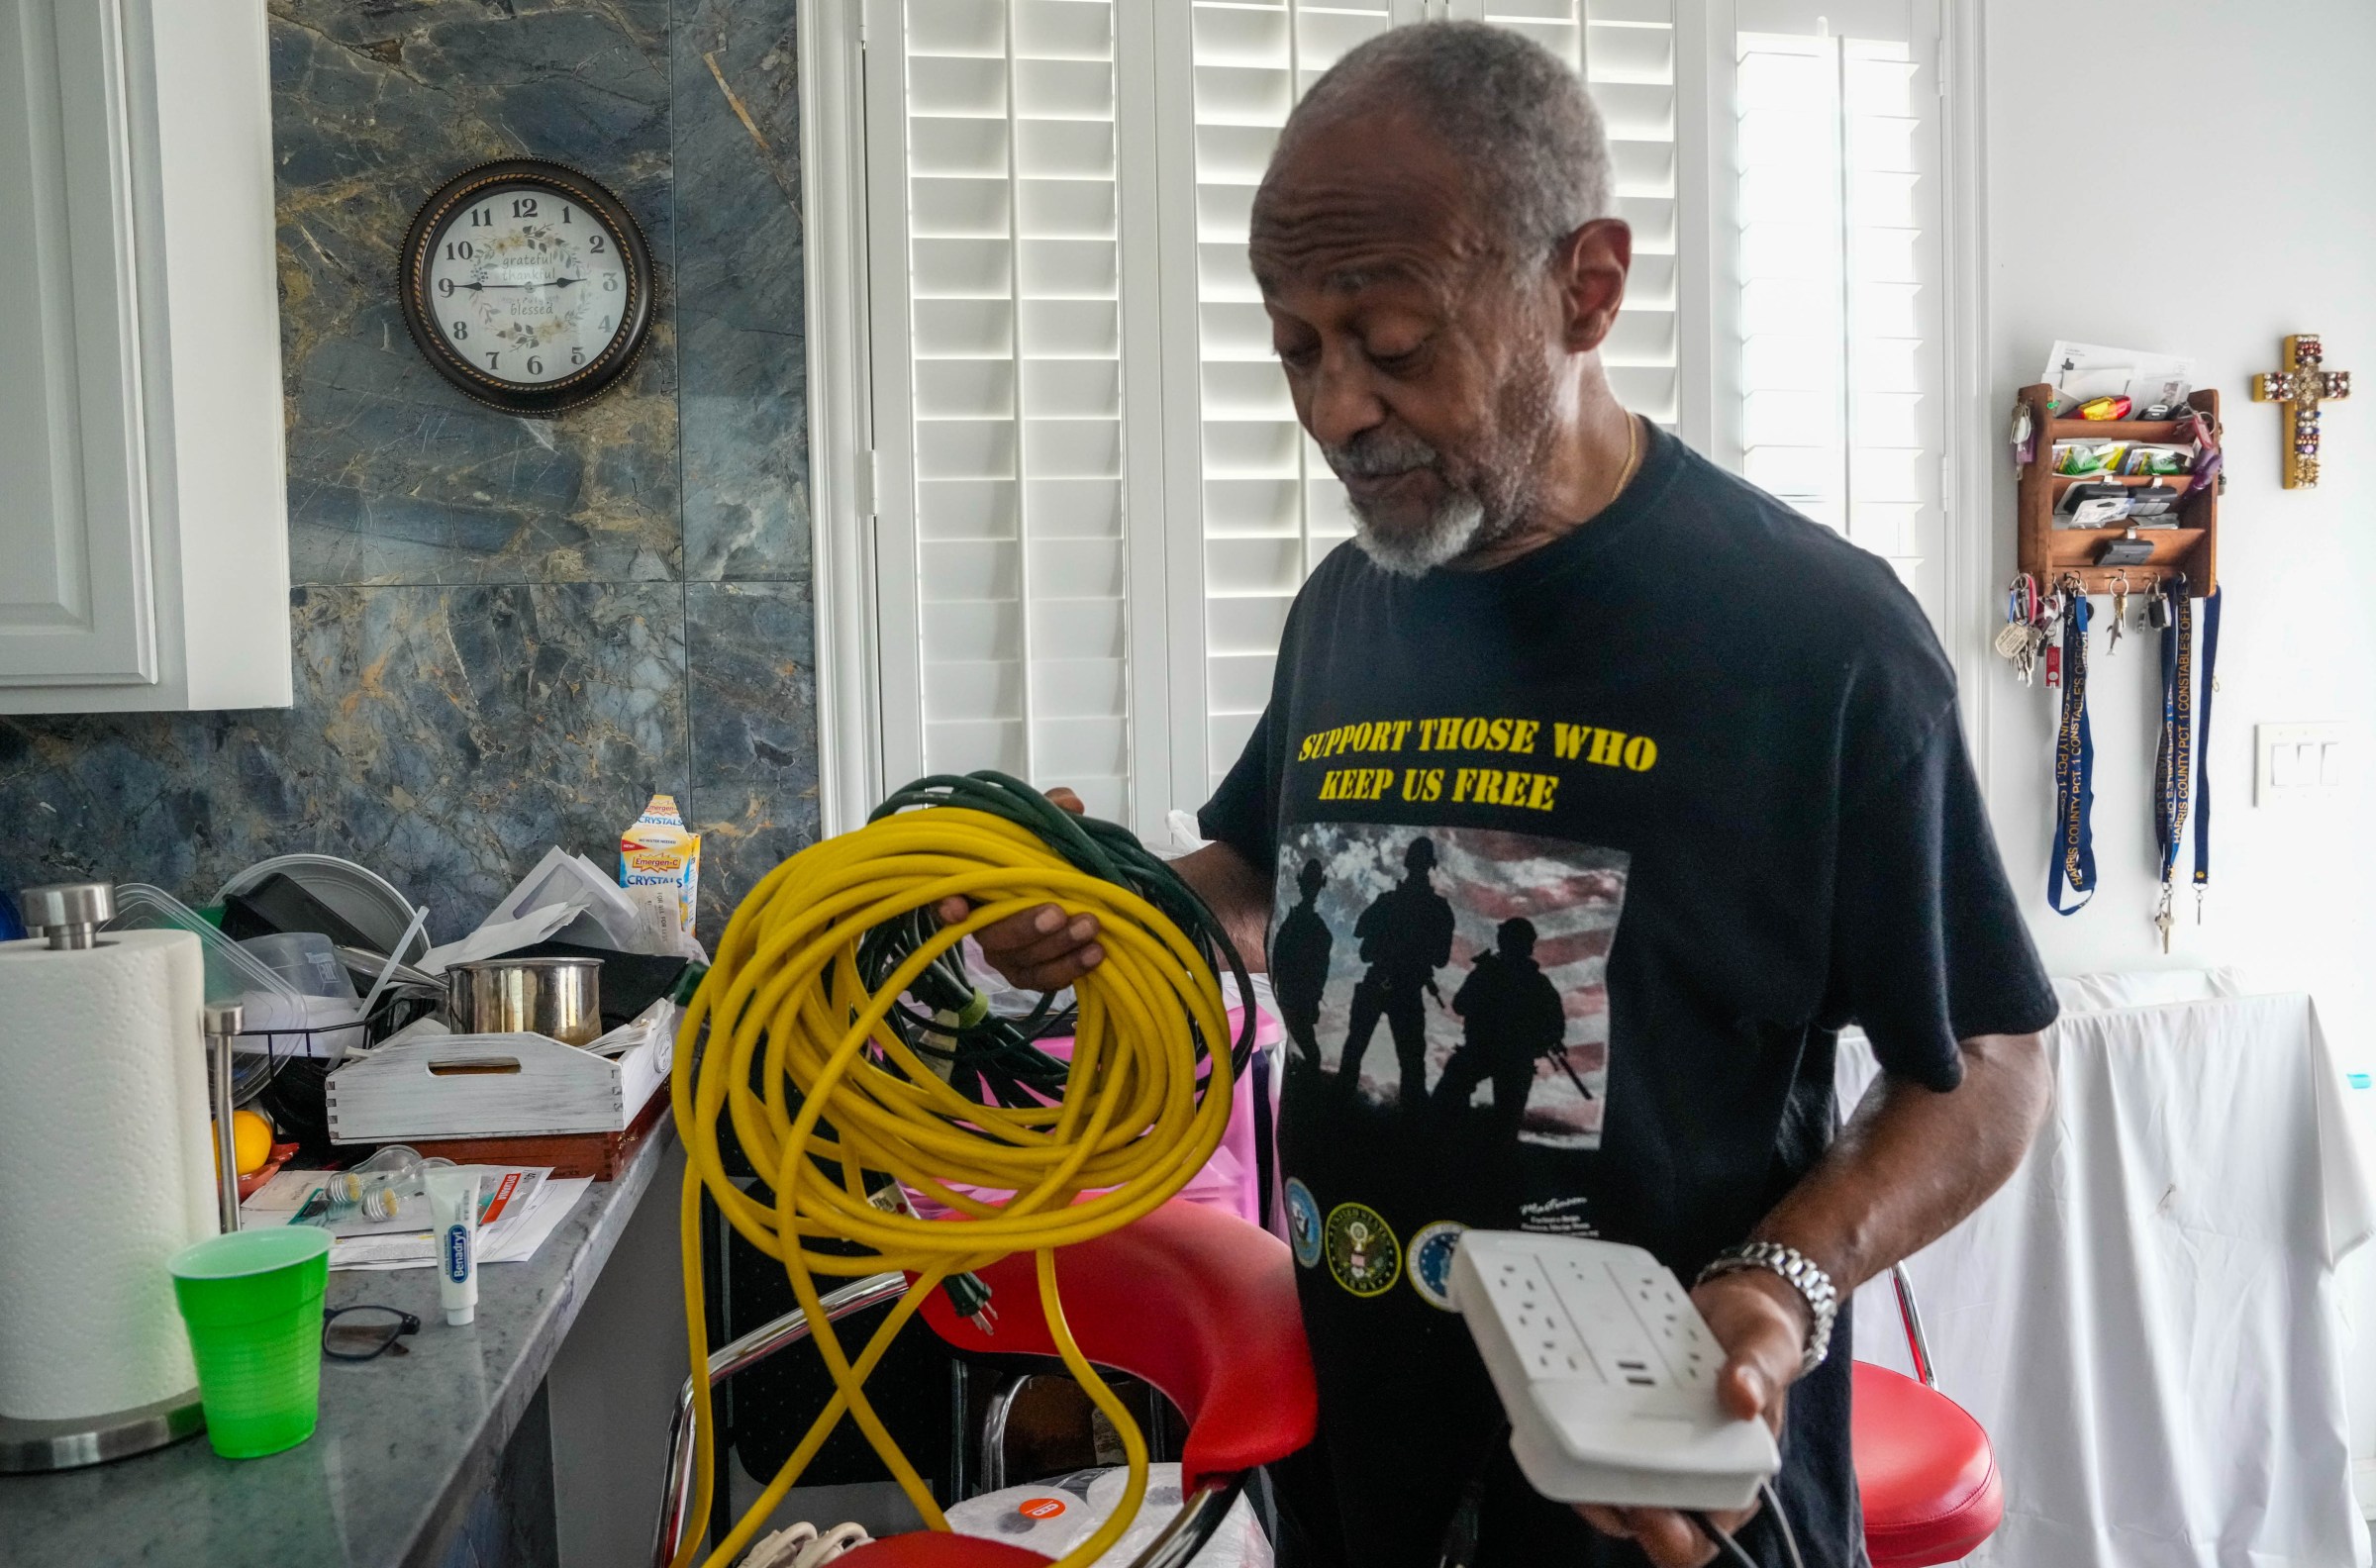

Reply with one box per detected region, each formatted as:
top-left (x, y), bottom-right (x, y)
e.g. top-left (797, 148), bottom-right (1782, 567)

top-left (653, 1200), bottom-right (1318, 1568)
top-left (656, 1217), bottom-right (1998, 1567)
top-left (1854, 1265), bottom-right (2004, 1567)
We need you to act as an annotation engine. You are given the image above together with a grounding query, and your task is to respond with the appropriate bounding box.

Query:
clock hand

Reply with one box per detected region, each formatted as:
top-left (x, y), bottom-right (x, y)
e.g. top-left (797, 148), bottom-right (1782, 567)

top-left (465, 278), bottom-right (586, 290)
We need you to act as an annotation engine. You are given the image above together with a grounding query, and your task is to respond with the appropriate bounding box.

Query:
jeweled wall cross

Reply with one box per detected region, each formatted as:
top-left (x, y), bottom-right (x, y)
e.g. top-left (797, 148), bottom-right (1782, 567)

top-left (2252, 333), bottom-right (2350, 489)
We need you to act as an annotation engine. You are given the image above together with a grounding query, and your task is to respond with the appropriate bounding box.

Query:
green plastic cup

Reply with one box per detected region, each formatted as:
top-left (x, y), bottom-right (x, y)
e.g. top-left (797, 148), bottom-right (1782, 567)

top-left (168, 1225), bottom-right (333, 1458)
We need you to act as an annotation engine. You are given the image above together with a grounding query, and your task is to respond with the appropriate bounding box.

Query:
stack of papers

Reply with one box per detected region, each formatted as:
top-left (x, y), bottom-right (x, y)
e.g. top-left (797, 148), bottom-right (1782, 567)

top-left (415, 842), bottom-right (692, 972)
top-left (241, 1164), bottom-right (591, 1271)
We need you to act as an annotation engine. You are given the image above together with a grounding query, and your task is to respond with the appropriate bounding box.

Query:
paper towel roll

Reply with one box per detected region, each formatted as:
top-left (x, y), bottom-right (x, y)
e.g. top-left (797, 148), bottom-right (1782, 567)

top-left (0, 929), bottom-right (213, 1421)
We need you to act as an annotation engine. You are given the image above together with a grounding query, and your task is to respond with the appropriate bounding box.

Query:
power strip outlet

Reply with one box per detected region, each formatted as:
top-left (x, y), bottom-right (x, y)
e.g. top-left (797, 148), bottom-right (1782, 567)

top-left (1449, 1231), bottom-right (1780, 1510)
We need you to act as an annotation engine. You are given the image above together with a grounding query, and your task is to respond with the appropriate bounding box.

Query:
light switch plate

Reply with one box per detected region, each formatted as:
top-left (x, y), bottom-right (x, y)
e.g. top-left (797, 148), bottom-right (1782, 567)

top-left (2257, 723), bottom-right (2347, 805)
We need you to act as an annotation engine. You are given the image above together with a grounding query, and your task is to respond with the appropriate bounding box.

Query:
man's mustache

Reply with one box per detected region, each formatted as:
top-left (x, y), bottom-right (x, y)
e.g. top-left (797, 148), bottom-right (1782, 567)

top-left (1323, 428), bottom-right (1445, 481)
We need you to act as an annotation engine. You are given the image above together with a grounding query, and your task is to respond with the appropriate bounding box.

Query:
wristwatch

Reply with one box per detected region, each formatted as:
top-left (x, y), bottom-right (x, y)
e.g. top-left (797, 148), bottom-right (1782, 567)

top-left (1695, 1241), bottom-right (1838, 1377)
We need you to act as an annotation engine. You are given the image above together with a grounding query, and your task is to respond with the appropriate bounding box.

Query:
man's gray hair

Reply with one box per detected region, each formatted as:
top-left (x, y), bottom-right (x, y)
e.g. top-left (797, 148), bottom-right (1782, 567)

top-left (1278, 21), bottom-right (1614, 265)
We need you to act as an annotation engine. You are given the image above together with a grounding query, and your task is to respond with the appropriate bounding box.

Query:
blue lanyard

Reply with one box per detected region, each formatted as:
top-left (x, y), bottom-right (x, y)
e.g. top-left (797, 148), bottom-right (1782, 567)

top-left (2048, 593), bottom-right (2094, 913)
top-left (2192, 588), bottom-right (2223, 908)
top-left (2154, 580), bottom-right (2195, 888)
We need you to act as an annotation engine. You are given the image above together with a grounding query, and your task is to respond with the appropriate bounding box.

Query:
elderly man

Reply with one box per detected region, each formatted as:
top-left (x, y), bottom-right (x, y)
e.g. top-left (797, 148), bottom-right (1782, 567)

top-left (945, 22), bottom-right (2054, 1568)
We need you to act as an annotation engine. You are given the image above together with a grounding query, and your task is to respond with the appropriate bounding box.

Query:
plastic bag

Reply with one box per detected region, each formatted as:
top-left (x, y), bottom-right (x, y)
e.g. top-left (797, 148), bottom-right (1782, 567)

top-left (943, 1465), bottom-right (1272, 1567)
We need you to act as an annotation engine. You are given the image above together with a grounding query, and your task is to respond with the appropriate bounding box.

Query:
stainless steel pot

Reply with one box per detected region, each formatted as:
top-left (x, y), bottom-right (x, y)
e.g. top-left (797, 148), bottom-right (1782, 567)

top-left (445, 956), bottom-right (603, 1046)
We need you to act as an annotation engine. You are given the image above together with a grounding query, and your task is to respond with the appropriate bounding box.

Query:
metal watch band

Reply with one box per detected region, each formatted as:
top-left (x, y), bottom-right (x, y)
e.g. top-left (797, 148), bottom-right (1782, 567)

top-left (1696, 1241), bottom-right (1839, 1377)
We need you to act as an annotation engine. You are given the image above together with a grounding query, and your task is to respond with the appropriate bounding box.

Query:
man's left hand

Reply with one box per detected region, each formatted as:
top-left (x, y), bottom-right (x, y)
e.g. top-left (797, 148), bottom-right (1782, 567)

top-left (1572, 1268), bottom-right (1811, 1566)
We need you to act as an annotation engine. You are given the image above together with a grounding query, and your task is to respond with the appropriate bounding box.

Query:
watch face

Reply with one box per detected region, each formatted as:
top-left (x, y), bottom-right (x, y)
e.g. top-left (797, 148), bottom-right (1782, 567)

top-left (400, 160), bottom-right (651, 415)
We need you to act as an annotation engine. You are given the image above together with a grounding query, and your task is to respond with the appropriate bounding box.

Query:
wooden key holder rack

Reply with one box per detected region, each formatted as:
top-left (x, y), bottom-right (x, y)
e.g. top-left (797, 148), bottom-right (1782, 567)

top-left (2016, 382), bottom-right (2220, 597)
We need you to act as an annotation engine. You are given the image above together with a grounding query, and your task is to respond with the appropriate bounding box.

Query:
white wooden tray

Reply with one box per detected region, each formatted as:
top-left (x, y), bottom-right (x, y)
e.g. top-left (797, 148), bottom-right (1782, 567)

top-left (325, 1004), bottom-right (676, 1143)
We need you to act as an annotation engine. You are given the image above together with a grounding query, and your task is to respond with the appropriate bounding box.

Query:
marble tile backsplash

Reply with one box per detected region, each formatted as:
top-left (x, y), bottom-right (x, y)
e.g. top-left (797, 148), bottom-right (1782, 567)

top-left (0, 0), bottom-right (819, 941)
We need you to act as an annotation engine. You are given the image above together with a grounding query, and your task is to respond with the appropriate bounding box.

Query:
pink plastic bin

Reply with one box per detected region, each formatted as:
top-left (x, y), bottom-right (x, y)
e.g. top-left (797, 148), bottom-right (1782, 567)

top-left (905, 1006), bottom-right (1284, 1229)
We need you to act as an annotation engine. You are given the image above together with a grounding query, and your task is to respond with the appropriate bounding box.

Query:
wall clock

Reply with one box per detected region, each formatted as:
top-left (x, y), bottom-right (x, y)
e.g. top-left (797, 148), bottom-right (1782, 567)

top-left (397, 158), bottom-right (654, 416)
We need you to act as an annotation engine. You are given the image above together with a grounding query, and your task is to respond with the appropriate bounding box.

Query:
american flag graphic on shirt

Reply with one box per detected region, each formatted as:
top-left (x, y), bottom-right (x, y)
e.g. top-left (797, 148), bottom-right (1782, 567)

top-left (1269, 822), bottom-right (1630, 1150)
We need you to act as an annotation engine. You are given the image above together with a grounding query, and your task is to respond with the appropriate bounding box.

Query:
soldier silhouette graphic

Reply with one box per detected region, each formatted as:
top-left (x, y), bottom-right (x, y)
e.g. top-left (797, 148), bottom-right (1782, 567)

top-left (1433, 916), bottom-right (1569, 1136)
top-left (1271, 858), bottom-right (1333, 1067)
top-left (1339, 835), bottom-right (1455, 1104)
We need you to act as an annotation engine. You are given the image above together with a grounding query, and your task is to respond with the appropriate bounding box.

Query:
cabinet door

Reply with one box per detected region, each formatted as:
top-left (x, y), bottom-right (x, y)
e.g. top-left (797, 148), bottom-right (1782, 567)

top-left (0, 0), bottom-right (157, 686)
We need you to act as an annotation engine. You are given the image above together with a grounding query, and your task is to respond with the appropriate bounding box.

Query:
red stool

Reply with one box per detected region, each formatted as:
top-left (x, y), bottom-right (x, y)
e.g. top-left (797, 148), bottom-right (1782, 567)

top-left (1854, 1266), bottom-right (2004, 1566)
top-left (654, 1200), bottom-right (1318, 1568)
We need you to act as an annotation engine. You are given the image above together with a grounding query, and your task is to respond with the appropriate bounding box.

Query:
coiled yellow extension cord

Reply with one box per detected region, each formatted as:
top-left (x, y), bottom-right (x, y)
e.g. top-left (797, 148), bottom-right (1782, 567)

top-left (670, 804), bottom-right (1237, 1568)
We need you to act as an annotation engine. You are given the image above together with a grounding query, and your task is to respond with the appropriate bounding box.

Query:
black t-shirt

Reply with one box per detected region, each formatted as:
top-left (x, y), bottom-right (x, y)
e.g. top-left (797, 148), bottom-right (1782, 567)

top-left (1198, 425), bottom-right (2057, 1568)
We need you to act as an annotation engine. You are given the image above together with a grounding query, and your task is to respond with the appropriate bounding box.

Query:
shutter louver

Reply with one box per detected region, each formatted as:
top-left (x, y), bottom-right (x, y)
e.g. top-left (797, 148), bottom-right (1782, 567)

top-left (1184, 0), bottom-right (1401, 792)
top-left (856, 0), bottom-right (1946, 832)
top-left (1168, 0), bottom-right (1684, 793)
top-left (1468, 0), bottom-right (1682, 427)
top-left (902, 0), bottom-right (1135, 822)
top-left (1733, 14), bottom-right (1939, 608)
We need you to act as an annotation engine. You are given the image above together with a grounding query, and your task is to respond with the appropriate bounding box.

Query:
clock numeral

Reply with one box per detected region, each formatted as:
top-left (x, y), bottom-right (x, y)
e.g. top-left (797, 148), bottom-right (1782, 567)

top-left (570, 346), bottom-right (584, 365)
top-left (512, 196), bottom-right (539, 219)
top-left (469, 206), bottom-right (492, 228)
top-left (437, 277), bottom-right (454, 297)
top-left (589, 234), bottom-right (606, 253)
top-left (527, 355), bottom-right (544, 375)
top-left (599, 317), bottom-right (611, 332)
top-left (561, 205), bottom-right (573, 224)
top-left (485, 351), bottom-right (500, 370)
top-left (603, 273), bottom-right (621, 292)
top-left (451, 322), bottom-right (467, 340)
top-left (446, 241), bottom-right (473, 261)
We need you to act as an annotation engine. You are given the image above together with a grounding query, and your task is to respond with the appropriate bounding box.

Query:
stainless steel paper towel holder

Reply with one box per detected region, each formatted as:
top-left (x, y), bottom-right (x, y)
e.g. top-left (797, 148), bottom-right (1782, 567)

top-left (0, 1388), bottom-right (208, 1473)
top-left (19, 880), bottom-right (113, 950)
top-left (0, 882), bottom-right (212, 1472)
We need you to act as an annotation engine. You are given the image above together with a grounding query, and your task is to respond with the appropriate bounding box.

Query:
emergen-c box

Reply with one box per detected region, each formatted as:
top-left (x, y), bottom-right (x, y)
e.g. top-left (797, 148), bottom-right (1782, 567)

top-left (620, 793), bottom-right (700, 946)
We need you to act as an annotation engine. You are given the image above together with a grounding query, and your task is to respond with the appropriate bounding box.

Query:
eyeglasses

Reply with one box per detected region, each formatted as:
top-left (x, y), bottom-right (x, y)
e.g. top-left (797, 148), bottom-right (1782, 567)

top-left (323, 1305), bottom-right (422, 1361)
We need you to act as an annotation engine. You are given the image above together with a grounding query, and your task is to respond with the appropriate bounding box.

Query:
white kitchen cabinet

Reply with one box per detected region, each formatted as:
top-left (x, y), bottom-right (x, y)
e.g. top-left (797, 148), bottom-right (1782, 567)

top-left (0, 0), bottom-right (288, 713)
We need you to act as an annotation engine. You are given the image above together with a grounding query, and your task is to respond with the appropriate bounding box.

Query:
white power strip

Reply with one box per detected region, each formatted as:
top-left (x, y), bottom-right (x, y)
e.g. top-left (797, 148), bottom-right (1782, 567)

top-left (1449, 1231), bottom-right (1781, 1511)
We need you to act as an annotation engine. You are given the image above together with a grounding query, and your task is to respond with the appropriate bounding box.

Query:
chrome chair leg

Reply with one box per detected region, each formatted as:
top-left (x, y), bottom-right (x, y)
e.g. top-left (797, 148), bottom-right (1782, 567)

top-left (977, 1372), bottom-right (1032, 1495)
top-left (1889, 1261), bottom-right (1937, 1388)
top-left (1125, 1476), bottom-right (1247, 1568)
top-left (654, 1276), bottom-right (1249, 1568)
top-left (652, 1273), bottom-right (911, 1568)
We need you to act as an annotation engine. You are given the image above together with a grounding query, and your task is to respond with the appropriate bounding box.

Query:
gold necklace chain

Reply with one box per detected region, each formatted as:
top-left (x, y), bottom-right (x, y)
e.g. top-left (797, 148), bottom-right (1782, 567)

top-left (1606, 411), bottom-right (1641, 514)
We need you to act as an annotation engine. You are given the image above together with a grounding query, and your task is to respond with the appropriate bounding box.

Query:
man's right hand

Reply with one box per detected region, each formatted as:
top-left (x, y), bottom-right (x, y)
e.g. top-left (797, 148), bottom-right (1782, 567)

top-left (932, 787), bottom-right (1107, 991)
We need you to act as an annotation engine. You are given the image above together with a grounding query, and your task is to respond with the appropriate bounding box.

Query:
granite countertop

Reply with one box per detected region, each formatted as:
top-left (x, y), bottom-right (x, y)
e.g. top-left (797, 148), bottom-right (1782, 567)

top-left (0, 1116), bottom-right (678, 1568)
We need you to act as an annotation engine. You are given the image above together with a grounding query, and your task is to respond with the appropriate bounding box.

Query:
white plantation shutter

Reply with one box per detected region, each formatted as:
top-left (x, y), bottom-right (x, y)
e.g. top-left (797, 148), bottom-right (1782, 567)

top-left (1158, 0), bottom-right (1419, 802)
top-left (850, 0), bottom-right (1949, 832)
top-left (1454, 0), bottom-right (1684, 427)
top-left (1158, 0), bottom-right (1688, 799)
top-left (1724, 0), bottom-right (1944, 619)
top-left (866, 0), bottom-right (1155, 825)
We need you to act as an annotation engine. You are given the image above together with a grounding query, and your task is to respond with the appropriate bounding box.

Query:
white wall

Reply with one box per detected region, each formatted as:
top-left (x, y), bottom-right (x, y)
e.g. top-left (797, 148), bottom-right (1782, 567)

top-left (1979, 0), bottom-right (2376, 1024)
top-left (1979, 0), bottom-right (2376, 1503)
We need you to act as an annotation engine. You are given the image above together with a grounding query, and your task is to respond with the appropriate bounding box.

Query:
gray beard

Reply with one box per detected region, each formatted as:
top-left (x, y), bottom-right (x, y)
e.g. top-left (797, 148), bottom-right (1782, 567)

top-left (1349, 488), bottom-right (1492, 577)
top-left (1325, 367), bottom-right (1557, 578)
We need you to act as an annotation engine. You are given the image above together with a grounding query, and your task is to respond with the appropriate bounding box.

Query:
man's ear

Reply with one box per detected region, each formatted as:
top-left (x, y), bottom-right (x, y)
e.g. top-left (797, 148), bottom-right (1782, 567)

top-left (1552, 218), bottom-right (1633, 353)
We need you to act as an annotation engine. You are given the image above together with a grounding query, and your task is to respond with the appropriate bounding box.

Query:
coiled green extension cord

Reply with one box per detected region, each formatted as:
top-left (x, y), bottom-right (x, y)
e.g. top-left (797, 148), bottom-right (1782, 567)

top-left (853, 772), bottom-right (1257, 1109)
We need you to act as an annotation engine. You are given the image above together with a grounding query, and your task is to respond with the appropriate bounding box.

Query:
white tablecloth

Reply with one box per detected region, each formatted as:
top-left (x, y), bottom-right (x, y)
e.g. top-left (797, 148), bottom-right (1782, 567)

top-left (1838, 993), bottom-right (2375, 1567)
